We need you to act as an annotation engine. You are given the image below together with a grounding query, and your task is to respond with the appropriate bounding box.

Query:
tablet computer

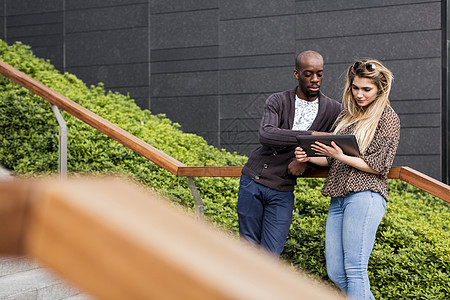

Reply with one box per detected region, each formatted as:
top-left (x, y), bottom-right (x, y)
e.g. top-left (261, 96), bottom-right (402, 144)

top-left (296, 134), bottom-right (360, 157)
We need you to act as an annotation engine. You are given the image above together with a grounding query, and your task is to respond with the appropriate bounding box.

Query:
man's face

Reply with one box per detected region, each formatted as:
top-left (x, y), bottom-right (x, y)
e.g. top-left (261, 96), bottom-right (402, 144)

top-left (294, 55), bottom-right (323, 101)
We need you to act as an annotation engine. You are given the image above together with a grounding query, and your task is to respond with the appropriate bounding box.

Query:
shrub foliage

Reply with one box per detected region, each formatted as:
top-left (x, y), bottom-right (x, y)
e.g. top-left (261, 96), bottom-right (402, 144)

top-left (0, 40), bottom-right (448, 299)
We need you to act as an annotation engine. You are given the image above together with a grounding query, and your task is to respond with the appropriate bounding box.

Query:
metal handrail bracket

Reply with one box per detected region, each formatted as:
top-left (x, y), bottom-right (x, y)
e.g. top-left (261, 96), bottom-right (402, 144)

top-left (186, 177), bottom-right (204, 221)
top-left (49, 103), bottom-right (67, 179)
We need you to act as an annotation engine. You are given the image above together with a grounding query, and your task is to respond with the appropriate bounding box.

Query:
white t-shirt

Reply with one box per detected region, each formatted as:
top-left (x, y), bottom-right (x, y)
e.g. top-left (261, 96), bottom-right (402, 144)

top-left (292, 95), bottom-right (319, 130)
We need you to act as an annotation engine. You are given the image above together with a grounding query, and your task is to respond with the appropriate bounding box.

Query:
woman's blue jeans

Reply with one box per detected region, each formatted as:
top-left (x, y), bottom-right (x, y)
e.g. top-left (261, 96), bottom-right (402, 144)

top-left (325, 191), bottom-right (386, 300)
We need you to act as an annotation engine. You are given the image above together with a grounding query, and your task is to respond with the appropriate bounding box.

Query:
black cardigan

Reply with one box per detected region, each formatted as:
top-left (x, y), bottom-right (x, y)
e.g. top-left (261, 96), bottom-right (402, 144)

top-left (242, 88), bottom-right (342, 192)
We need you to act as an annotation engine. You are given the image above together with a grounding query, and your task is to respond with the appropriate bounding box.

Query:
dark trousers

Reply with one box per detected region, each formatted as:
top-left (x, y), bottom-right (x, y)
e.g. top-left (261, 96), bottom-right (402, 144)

top-left (237, 174), bottom-right (294, 256)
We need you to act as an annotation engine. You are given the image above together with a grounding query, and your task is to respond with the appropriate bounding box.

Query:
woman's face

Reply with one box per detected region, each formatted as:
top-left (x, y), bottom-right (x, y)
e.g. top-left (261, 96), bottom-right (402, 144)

top-left (351, 76), bottom-right (379, 107)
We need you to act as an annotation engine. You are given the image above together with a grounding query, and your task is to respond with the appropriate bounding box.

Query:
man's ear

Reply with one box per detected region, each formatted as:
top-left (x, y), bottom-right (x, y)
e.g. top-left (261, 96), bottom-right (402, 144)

top-left (293, 69), bottom-right (300, 79)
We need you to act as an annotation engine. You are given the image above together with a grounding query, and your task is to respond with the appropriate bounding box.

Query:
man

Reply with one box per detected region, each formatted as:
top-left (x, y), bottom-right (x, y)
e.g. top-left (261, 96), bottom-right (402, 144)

top-left (237, 50), bottom-right (342, 256)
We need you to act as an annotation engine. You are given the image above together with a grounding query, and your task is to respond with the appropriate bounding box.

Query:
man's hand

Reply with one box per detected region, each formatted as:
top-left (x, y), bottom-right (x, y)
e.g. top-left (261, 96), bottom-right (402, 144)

top-left (288, 159), bottom-right (307, 176)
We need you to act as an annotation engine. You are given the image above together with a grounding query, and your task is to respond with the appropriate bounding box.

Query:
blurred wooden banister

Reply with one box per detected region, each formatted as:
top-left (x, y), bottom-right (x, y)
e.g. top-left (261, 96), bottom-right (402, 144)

top-left (0, 178), bottom-right (342, 300)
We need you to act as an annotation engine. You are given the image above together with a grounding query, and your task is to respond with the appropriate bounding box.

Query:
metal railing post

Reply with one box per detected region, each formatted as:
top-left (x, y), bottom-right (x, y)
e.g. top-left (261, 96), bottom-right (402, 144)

top-left (49, 104), bottom-right (67, 179)
top-left (186, 177), bottom-right (204, 221)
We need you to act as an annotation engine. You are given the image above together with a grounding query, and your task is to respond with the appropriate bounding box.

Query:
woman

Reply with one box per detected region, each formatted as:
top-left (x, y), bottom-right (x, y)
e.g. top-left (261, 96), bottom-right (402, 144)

top-left (295, 59), bottom-right (400, 299)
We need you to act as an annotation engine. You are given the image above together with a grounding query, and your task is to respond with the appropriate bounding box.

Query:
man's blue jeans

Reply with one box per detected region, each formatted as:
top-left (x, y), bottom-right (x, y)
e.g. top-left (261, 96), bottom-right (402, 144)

top-left (237, 174), bottom-right (294, 256)
top-left (325, 191), bottom-right (386, 300)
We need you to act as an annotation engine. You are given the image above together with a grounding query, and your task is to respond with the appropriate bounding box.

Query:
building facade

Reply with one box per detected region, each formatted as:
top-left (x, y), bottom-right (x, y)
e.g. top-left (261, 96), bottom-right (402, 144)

top-left (0, 0), bottom-right (448, 182)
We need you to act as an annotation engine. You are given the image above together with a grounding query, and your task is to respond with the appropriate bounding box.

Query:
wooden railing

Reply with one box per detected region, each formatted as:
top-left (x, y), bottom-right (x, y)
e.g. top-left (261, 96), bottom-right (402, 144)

top-left (0, 59), bottom-right (448, 203)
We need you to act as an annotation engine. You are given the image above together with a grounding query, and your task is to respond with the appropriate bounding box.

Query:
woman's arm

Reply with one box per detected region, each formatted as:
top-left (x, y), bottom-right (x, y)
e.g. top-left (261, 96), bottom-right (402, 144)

top-left (334, 154), bottom-right (380, 174)
top-left (311, 141), bottom-right (380, 174)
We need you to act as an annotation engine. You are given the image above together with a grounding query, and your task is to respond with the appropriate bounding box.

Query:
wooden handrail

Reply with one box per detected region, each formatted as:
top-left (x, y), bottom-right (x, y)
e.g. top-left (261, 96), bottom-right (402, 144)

top-left (397, 167), bottom-right (450, 201)
top-left (177, 166), bottom-right (243, 177)
top-left (178, 165), bottom-right (450, 203)
top-left (0, 178), bottom-right (343, 300)
top-left (301, 167), bottom-right (450, 202)
top-left (0, 59), bottom-right (449, 204)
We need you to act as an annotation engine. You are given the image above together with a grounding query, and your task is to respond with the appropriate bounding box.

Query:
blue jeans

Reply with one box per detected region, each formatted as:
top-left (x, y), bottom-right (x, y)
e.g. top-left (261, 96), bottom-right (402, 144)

top-left (325, 191), bottom-right (386, 300)
top-left (237, 174), bottom-right (294, 256)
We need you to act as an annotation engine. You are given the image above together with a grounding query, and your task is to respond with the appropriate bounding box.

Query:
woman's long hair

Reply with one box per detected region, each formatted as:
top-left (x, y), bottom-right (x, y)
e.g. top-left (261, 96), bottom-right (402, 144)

top-left (333, 59), bottom-right (394, 154)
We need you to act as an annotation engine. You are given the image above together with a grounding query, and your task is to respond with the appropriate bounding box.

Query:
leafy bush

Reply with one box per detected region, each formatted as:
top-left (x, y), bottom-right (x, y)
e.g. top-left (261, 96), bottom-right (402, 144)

top-left (0, 40), bottom-right (448, 299)
top-left (370, 181), bottom-right (449, 299)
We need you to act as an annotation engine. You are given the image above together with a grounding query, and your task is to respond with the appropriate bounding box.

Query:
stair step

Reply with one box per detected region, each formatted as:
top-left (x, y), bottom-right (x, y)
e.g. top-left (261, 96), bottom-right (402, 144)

top-left (0, 257), bottom-right (94, 300)
top-left (0, 267), bottom-right (79, 299)
top-left (0, 256), bottom-right (38, 278)
top-left (0, 165), bottom-right (12, 180)
top-left (62, 294), bottom-right (96, 300)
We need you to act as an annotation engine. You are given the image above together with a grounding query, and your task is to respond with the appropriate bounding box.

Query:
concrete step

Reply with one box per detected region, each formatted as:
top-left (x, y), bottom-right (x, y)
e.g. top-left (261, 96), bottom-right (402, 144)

top-left (0, 165), bottom-right (12, 180)
top-left (0, 256), bottom-right (39, 278)
top-left (0, 256), bottom-right (94, 299)
top-left (0, 263), bottom-right (80, 299)
top-left (62, 295), bottom-right (96, 300)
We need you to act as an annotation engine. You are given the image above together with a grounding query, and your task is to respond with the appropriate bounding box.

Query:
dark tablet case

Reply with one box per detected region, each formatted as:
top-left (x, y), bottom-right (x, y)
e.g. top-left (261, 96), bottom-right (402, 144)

top-left (296, 134), bottom-right (360, 157)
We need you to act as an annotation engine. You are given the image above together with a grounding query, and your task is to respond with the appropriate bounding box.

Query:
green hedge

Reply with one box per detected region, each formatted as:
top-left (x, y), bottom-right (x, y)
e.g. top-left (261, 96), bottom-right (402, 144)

top-left (0, 40), bottom-right (448, 299)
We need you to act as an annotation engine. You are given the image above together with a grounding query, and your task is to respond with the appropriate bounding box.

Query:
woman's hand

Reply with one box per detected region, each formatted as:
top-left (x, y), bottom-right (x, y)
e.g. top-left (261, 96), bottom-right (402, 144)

top-left (311, 141), bottom-right (344, 160)
top-left (311, 141), bottom-right (379, 174)
top-left (295, 147), bottom-right (310, 163)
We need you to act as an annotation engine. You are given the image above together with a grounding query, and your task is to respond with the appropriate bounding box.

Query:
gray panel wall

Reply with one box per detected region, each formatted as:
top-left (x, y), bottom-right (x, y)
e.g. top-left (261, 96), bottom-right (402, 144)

top-left (0, 0), bottom-right (445, 180)
top-left (1, 0), bottom-right (150, 109)
top-left (218, 1), bottom-right (296, 154)
top-left (150, 0), bottom-right (220, 145)
top-left (0, 2), bottom-right (5, 39)
top-left (3, 0), bottom-right (64, 70)
top-left (65, 0), bottom-right (150, 109)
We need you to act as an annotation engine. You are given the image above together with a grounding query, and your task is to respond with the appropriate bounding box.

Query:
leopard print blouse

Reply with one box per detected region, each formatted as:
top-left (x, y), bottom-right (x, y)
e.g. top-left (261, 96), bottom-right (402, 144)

top-left (321, 106), bottom-right (400, 201)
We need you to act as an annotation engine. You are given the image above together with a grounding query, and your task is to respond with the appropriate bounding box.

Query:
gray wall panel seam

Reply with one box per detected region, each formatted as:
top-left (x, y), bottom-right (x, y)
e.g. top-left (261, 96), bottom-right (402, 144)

top-left (297, 29), bottom-right (442, 41)
top-left (62, 0), bottom-right (66, 72)
top-left (66, 26), bottom-right (148, 35)
top-left (295, 1), bottom-right (441, 14)
top-left (219, 13), bottom-right (295, 22)
top-left (66, 2), bottom-right (147, 12)
top-left (67, 62), bottom-right (151, 68)
top-left (151, 8), bottom-right (219, 16)
top-left (148, 0), bottom-right (151, 110)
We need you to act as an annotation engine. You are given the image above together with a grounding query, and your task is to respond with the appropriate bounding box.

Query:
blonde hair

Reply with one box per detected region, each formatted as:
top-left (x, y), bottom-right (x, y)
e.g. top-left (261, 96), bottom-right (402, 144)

top-left (333, 59), bottom-right (394, 154)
